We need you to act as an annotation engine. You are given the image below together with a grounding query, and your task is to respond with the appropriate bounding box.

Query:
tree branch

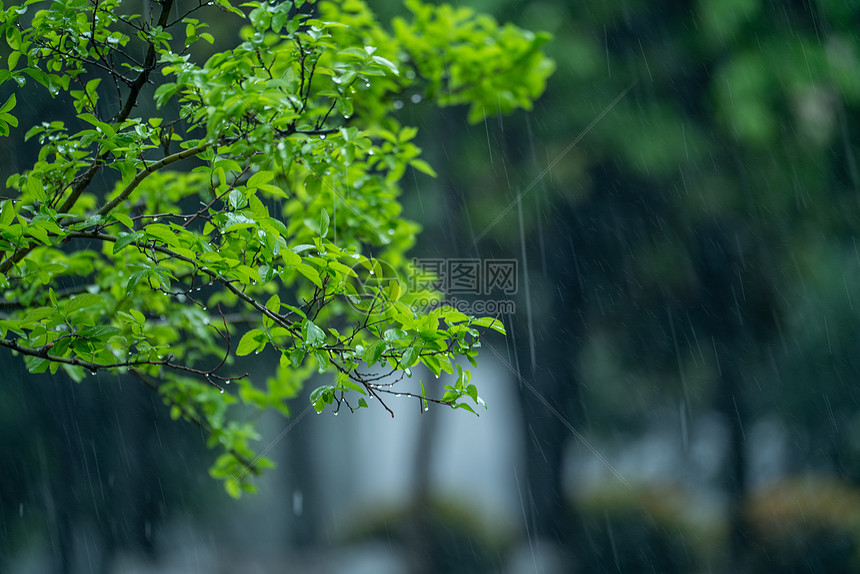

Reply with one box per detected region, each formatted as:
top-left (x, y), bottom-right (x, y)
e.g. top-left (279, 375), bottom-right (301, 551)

top-left (0, 0), bottom-right (178, 276)
top-left (114, 0), bottom-right (176, 123)
top-left (97, 139), bottom-right (213, 216)
top-left (63, 230), bottom-right (299, 330)
top-left (0, 336), bottom-right (156, 372)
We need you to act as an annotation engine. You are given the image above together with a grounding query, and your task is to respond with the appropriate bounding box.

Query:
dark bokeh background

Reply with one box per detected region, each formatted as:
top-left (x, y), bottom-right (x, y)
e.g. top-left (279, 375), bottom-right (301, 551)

top-left (4, 0), bottom-right (860, 572)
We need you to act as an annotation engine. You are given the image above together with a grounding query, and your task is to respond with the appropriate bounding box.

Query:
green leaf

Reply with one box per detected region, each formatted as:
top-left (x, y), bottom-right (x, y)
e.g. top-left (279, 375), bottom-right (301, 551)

top-left (314, 350), bottom-right (328, 373)
top-left (472, 316), bottom-right (506, 335)
top-left (77, 112), bottom-right (115, 138)
top-left (237, 328), bottom-right (265, 356)
top-left (0, 93), bottom-right (16, 114)
top-left (247, 170), bottom-right (274, 188)
top-left (289, 347), bottom-right (305, 368)
top-left (144, 223), bottom-right (179, 247)
top-left (283, 249), bottom-right (301, 266)
top-left (310, 385), bottom-right (334, 413)
top-left (319, 209), bottom-right (330, 238)
top-left (371, 55), bottom-right (400, 75)
top-left (113, 231), bottom-right (142, 254)
top-left (0, 199), bottom-right (14, 226)
top-left (364, 339), bottom-right (386, 366)
top-left (302, 320), bottom-right (325, 347)
top-left (64, 293), bottom-right (103, 314)
top-left (401, 347), bottom-right (419, 368)
top-left (410, 158), bottom-right (437, 177)
top-left (111, 212), bottom-right (134, 230)
top-left (7, 51), bottom-right (20, 71)
top-left (338, 376), bottom-right (367, 395)
top-left (266, 294), bottom-right (280, 314)
top-left (422, 354), bottom-right (442, 377)
top-left (77, 325), bottom-right (121, 339)
top-left (295, 263), bottom-right (323, 288)
top-left (305, 175), bottom-right (322, 197)
top-left (455, 403), bottom-right (478, 415)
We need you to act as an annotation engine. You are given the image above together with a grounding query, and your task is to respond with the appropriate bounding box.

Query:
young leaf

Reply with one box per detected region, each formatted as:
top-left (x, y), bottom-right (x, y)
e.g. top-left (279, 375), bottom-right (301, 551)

top-left (237, 329), bottom-right (265, 356)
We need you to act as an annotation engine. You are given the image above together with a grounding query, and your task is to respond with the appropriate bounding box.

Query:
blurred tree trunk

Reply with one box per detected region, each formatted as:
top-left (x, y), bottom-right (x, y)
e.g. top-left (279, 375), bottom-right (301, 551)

top-left (287, 426), bottom-right (320, 548)
top-left (691, 220), bottom-right (758, 573)
top-left (713, 340), bottom-right (751, 573)
top-left (513, 317), bottom-right (585, 570)
top-left (405, 408), bottom-right (438, 574)
top-left (510, 197), bottom-right (589, 570)
top-left (44, 377), bottom-right (76, 574)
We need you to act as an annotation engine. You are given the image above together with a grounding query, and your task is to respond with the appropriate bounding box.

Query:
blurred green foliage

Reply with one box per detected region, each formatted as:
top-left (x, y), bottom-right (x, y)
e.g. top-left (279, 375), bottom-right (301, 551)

top-left (408, 0), bottom-right (860, 571)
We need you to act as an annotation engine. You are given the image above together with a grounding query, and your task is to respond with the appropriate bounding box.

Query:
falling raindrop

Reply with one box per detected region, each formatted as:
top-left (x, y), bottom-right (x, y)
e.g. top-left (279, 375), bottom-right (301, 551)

top-left (393, 100), bottom-right (404, 110)
top-left (410, 94), bottom-right (422, 104)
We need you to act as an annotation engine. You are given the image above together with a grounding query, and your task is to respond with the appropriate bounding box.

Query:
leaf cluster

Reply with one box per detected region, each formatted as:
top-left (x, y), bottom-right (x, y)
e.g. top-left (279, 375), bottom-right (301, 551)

top-left (0, 0), bottom-right (547, 496)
